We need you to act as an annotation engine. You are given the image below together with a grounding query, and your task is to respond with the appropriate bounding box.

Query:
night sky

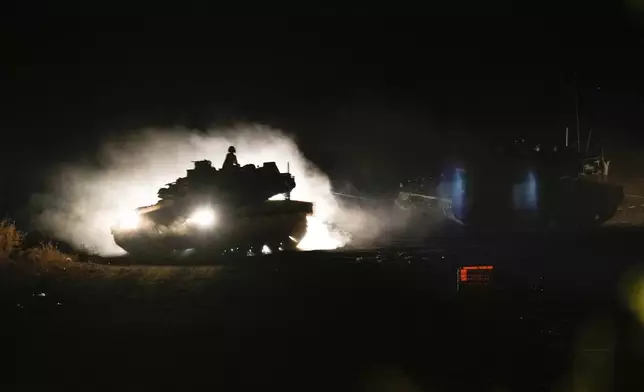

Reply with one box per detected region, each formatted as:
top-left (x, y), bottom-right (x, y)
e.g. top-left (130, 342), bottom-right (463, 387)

top-left (3, 1), bottom-right (644, 213)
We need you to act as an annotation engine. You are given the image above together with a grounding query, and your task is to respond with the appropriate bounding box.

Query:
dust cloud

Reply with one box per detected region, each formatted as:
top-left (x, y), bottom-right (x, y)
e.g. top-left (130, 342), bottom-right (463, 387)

top-left (32, 123), bottom-right (394, 255)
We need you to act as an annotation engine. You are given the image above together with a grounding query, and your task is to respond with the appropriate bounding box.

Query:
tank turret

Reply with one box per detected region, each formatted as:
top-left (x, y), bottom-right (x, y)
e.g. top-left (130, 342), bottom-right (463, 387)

top-left (155, 160), bottom-right (296, 207)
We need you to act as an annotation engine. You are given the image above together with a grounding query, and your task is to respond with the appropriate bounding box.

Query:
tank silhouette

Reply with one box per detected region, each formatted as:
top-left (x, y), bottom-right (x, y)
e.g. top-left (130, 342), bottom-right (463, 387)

top-left (458, 141), bottom-right (623, 229)
top-left (111, 158), bottom-right (313, 257)
top-left (397, 140), bottom-right (624, 230)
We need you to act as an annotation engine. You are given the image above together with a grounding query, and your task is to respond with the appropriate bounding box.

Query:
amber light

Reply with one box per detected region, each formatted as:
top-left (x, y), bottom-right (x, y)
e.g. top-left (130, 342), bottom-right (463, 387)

top-left (459, 265), bottom-right (494, 282)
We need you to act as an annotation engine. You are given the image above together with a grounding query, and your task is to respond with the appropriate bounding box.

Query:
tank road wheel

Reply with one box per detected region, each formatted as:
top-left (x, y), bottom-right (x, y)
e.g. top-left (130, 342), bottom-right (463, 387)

top-left (250, 243), bottom-right (265, 256)
top-left (260, 241), bottom-right (277, 254)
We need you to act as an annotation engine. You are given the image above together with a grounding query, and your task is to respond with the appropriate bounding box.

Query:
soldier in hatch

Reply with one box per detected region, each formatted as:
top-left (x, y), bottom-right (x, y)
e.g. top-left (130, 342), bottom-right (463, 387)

top-left (222, 146), bottom-right (239, 170)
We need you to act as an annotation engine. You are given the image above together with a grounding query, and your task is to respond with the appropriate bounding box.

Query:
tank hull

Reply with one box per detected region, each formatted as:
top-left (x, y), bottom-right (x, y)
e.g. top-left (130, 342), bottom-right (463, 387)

top-left (399, 174), bottom-right (624, 231)
top-left (112, 200), bottom-right (313, 257)
top-left (398, 141), bottom-right (623, 231)
top-left (539, 178), bottom-right (623, 228)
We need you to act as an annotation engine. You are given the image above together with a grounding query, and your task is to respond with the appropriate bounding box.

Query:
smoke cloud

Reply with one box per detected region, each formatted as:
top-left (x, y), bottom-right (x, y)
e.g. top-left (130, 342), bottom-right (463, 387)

top-left (31, 123), bottom-right (394, 255)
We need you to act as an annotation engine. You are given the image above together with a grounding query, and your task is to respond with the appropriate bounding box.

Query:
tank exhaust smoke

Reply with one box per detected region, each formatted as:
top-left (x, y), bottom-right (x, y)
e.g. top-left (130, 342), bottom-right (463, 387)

top-left (32, 124), bottom-right (388, 255)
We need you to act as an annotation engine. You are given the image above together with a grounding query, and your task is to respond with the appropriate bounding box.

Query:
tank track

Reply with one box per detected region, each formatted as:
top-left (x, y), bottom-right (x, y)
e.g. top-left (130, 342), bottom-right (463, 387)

top-left (113, 211), bottom-right (309, 259)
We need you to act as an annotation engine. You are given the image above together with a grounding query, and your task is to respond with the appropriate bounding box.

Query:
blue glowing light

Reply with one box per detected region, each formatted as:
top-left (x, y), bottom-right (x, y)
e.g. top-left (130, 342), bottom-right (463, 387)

top-left (452, 168), bottom-right (466, 219)
top-left (513, 170), bottom-right (538, 211)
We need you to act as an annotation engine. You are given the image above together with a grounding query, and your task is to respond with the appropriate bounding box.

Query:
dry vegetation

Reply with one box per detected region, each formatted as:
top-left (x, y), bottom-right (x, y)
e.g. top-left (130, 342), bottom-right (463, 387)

top-left (0, 219), bottom-right (24, 259)
top-left (0, 219), bottom-right (223, 303)
top-left (0, 219), bottom-right (77, 264)
top-left (24, 241), bottom-right (78, 263)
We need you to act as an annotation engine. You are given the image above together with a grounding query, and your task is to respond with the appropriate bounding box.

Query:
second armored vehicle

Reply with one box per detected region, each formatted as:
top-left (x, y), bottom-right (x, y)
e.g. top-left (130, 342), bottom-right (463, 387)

top-left (397, 141), bottom-right (624, 230)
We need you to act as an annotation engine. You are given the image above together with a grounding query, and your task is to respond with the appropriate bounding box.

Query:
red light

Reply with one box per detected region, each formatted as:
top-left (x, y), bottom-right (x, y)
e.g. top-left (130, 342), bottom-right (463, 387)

top-left (462, 265), bottom-right (494, 270)
top-left (459, 265), bottom-right (494, 283)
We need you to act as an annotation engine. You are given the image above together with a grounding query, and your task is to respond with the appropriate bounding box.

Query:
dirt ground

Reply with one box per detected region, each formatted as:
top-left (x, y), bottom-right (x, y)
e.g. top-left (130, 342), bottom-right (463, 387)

top-left (609, 194), bottom-right (644, 225)
top-left (3, 228), bottom-right (644, 391)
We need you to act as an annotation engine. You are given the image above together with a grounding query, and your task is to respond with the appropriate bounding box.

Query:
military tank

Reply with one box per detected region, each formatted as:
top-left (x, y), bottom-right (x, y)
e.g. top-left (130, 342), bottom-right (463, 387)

top-left (397, 140), bottom-right (624, 230)
top-left (111, 158), bottom-right (313, 257)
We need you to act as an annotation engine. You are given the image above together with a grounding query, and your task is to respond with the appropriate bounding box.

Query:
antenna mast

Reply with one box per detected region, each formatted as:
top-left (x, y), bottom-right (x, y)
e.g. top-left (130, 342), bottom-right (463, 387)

top-left (574, 71), bottom-right (581, 153)
top-left (585, 128), bottom-right (592, 155)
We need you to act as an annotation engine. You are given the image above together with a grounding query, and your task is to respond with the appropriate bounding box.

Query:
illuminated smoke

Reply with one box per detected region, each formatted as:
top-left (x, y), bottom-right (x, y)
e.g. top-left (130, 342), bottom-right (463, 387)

top-left (31, 123), bottom-right (368, 255)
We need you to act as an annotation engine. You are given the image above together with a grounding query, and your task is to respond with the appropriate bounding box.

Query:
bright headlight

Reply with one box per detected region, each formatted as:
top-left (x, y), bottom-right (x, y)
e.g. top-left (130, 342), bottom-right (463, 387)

top-left (116, 210), bottom-right (141, 230)
top-left (187, 207), bottom-right (216, 228)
